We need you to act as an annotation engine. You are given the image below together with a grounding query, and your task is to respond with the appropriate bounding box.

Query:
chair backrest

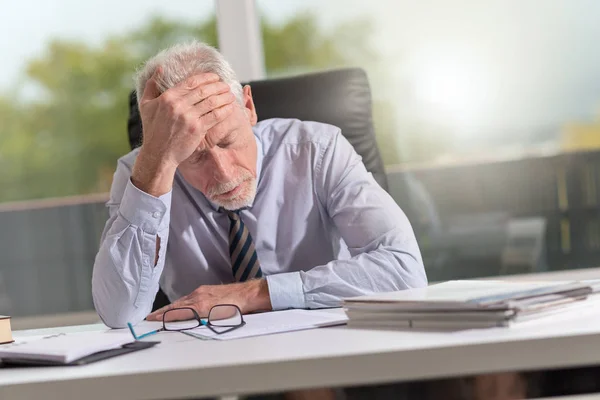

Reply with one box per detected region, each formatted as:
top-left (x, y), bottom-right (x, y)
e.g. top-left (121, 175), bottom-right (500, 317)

top-left (128, 68), bottom-right (389, 191)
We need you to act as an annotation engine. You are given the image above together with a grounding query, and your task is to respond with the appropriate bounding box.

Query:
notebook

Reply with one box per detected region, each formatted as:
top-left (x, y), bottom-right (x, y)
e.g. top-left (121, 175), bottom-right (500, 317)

top-left (0, 331), bottom-right (156, 365)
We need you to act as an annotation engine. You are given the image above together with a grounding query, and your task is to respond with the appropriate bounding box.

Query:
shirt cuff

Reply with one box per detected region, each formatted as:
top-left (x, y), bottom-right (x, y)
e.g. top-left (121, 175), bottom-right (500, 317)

top-left (119, 179), bottom-right (172, 235)
top-left (266, 272), bottom-right (306, 310)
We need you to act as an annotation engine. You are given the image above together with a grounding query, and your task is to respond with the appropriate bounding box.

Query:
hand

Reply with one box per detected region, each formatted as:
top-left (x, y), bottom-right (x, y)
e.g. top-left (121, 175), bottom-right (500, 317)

top-left (146, 279), bottom-right (272, 322)
top-left (131, 68), bottom-right (237, 196)
top-left (140, 68), bottom-right (237, 166)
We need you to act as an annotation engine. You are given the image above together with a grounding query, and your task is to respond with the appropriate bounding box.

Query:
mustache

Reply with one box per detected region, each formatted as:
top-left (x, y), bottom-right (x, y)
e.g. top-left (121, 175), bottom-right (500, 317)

top-left (207, 172), bottom-right (253, 197)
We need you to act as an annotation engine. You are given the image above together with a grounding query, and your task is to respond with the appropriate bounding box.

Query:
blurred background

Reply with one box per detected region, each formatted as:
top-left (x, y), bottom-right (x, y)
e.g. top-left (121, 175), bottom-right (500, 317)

top-left (1, 0), bottom-right (600, 323)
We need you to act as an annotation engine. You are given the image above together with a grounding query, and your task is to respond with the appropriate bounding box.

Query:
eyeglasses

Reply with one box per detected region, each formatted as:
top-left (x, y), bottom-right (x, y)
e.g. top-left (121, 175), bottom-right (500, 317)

top-left (127, 304), bottom-right (245, 340)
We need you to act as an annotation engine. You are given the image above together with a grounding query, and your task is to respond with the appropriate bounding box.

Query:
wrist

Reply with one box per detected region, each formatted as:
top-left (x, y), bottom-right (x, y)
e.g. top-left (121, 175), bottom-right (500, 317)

top-left (243, 279), bottom-right (272, 313)
top-left (131, 148), bottom-right (177, 197)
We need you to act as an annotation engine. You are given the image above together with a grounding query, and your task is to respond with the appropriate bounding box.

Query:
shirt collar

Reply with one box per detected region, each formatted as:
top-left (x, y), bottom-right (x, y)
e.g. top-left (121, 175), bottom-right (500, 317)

top-left (204, 132), bottom-right (264, 212)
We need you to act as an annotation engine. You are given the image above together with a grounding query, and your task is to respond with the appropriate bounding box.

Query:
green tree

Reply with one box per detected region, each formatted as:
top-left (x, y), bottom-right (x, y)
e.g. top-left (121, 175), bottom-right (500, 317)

top-left (0, 16), bottom-right (218, 202)
top-left (262, 13), bottom-right (402, 165)
top-left (0, 12), bottom-right (404, 203)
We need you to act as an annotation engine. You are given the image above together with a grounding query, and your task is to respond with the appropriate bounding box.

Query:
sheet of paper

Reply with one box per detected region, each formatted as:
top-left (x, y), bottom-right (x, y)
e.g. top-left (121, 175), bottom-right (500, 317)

top-left (185, 308), bottom-right (347, 341)
top-left (345, 280), bottom-right (581, 305)
top-left (0, 331), bottom-right (133, 363)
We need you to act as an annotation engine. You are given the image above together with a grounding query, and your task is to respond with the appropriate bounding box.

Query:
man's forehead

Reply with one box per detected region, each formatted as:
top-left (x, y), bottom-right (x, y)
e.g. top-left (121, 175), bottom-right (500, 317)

top-left (196, 129), bottom-right (232, 152)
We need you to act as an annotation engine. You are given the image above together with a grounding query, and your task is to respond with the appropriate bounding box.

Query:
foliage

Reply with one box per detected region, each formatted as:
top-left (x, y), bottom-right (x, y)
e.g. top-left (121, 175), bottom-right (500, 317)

top-left (0, 13), bottom-right (401, 202)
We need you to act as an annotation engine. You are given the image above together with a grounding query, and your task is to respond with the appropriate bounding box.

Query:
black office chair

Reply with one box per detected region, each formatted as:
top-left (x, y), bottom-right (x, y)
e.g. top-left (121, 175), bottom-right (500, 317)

top-left (127, 68), bottom-right (389, 311)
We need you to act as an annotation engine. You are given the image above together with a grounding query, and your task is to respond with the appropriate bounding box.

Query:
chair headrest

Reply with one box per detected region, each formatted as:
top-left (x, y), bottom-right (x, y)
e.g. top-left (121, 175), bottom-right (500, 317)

top-left (246, 68), bottom-right (388, 191)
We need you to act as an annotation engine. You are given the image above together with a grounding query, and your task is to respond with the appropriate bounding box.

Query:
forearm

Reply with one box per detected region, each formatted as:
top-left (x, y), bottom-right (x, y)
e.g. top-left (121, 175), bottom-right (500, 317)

top-left (92, 224), bottom-right (167, 328)
top-left (92, 179), bottom-right (172, 328)
top-left (131, 147), bottom-right (177, 197)
top-left (266, 238), bottom-right (426, 310)
top-left (147, 278), bottom-right (272, 321)
top-left (301, 241), bottom-right (427, 308)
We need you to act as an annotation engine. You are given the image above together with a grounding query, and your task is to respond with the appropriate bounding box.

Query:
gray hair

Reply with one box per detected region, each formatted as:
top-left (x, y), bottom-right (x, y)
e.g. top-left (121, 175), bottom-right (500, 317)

top-left (134, 40), bottom-right (243, 107)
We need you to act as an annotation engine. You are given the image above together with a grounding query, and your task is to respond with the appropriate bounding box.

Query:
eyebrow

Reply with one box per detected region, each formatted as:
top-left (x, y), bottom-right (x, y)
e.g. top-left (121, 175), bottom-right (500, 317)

top-left (195, 131), bottom-right (236, 156)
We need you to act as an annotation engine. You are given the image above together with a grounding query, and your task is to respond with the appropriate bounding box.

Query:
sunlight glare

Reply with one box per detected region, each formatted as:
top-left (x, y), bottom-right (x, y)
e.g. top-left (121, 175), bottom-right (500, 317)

top-left (413, 51), bottom-right (491, 130)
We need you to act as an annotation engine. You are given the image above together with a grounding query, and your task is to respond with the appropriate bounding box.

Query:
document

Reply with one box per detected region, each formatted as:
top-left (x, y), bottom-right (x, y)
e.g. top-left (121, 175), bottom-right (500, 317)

top-left (343, 280), bottom-right (600, 331)
top-left (0, 331), bottom-right (134, 364)
top-left (344, 280), bottom-right (598, 311)
top-left (184, 308), bottom-right (348, 341)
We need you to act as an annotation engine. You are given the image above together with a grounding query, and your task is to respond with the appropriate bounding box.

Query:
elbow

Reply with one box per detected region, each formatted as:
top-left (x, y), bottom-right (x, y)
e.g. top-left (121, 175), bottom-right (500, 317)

top-left (404, 254), bottom-right (428, 289)
top-left (103, 314), bottom-right (143, 330)
top-left (93, 291), bottom-right (147, 329)
top-left (408, 250), bottom-right (428, 287)
top-left (92, 284), bottom-right (143, 328)
top-left (390, 245), bottom-right (428, 289)
top-left (92, 270), bottom-right (148, 329)
top-left (94, 303), bottom-right (137, 329)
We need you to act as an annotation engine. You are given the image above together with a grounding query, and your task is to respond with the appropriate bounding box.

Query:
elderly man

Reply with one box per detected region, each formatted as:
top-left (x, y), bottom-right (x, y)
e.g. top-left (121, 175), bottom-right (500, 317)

top-left (92, 41), bottom-right (427, 329)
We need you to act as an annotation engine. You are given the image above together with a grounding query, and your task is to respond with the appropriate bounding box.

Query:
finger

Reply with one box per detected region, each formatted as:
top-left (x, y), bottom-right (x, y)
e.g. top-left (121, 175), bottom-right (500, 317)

top-left (176, 72), bottom-right (221, 93)
top-left (193, 91), bottom-right (236, 119)
top-left (147, 301), bottom-right (196, 322)
top-left (183, 81), bottom-right (232, 107)
top-left (199, 103), bottom-right (236, 134)
top-left (204, 112), bottom-right (238, 148)
top-left (161, 308), bottom-right (200, 322)
top-left (146, 299), bottom-right (186, 321)
top-left (146, 309), bottom-right (166, 321)
top-left (140, 67), bottom-right (162, 102)
top-left (147, 306), bottom-right (169, 319)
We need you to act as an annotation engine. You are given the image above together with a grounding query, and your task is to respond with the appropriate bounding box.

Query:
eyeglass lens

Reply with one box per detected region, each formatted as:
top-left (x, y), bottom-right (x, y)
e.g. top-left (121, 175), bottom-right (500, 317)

top-left (163, 308), bottom-right (201, 331)
top-left (208, 305), bottom-right (243, 327)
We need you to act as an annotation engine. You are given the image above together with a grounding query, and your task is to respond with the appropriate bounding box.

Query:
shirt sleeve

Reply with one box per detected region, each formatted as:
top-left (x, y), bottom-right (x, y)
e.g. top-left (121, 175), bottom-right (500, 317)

top-left (298, 130), bottom-right (428, 308)
top-left (266, 272), bottom-right (306, 310)
top-left (91, 157), bottom-right (172, 328)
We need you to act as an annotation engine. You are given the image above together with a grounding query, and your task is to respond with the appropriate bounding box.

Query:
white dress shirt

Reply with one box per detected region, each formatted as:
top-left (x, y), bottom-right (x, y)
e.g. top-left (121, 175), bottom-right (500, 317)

top-left (92, 118), bottom-right (427, 328)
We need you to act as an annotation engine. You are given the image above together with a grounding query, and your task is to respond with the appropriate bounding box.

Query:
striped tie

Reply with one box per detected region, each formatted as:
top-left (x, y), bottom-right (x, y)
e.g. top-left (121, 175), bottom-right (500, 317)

top-left (225, 209), bottom-right (263, 282)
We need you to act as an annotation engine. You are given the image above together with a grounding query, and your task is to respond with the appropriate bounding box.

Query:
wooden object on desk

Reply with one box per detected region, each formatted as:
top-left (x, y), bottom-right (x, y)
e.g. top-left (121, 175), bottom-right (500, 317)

top-left (0, 316), bottom-right (13, 344)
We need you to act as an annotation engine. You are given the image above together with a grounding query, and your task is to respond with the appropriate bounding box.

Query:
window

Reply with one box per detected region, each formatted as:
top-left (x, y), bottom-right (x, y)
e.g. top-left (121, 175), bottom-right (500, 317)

top-left (257, 0), bottom-right (600, 165)
top-left (4, 0), bottom-right (600, 321)
top-left (0, 1), bottom-right (216, 318)
top-left (257, 0), bottom-right (600, 279)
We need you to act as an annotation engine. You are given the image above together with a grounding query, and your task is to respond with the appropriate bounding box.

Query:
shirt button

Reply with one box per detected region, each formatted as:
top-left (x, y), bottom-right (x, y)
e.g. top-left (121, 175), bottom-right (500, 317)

top-left (152, 211), bottom-right (161, 219)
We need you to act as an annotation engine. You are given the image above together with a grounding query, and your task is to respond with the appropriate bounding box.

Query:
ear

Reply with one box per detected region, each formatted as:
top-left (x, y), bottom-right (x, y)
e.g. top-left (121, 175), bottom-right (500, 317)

top-left (242, 85), bottom-right (258, 126)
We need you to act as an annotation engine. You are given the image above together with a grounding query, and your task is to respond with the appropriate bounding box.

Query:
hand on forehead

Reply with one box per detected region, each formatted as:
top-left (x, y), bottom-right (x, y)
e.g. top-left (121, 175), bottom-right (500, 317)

top-left (177, 72), bottom-right (221, 91)
top-left (174, 71), bottom-right (237, 153)
top-left (196, 112), bottom-right (239, 153)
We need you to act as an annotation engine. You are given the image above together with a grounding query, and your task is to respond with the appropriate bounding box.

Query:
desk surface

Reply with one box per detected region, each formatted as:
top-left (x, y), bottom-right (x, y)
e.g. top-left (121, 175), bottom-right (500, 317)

top-left (2, 268), bottom-right (600, 400)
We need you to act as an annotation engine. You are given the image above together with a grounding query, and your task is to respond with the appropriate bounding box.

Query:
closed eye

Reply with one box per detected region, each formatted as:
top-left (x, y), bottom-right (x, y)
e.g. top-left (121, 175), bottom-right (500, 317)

top-left (217, 131), bottom-right (237, 149)
top-left (190, 151), bottom-right (208, 164)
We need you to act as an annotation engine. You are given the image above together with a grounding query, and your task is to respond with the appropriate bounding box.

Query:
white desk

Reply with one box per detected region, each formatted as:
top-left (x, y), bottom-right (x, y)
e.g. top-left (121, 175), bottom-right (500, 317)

top-left (483, 267), bottom-right (600, 283)
top-left (2, 268), bottom-right (600, 400)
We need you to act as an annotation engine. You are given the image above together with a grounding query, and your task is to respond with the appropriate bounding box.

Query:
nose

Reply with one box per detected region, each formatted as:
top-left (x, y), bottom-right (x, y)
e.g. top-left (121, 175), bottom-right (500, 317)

top-left (209, 149), bottom-right (234, 183)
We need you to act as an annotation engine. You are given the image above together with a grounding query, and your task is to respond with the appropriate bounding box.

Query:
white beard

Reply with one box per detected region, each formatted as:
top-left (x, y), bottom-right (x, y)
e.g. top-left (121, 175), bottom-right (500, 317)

top-left (208, 177), bottom-right (257, 211)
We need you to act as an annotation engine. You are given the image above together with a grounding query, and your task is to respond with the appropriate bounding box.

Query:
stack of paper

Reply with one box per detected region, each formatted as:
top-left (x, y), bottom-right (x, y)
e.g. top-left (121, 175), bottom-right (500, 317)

top-left (344, 280), bottom-right (600, 330)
